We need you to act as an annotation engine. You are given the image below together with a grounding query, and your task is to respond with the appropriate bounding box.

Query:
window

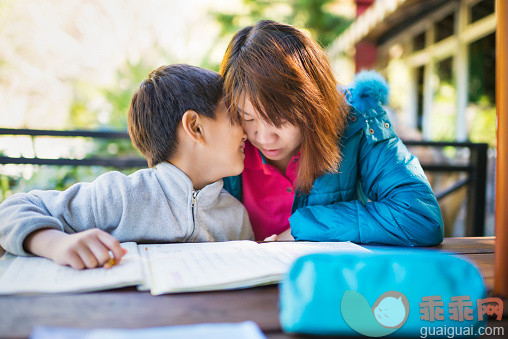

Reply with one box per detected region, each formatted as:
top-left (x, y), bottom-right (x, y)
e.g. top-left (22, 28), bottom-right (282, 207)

top-left (416, 66), bottom-right (425, 132)
top-left (470, 0), bottom-right (495, 24)
top-left (467, 32), bottom-right (496, 146)
top-left (435, 13), bottom-right (455, 42)
top-left (432, 57), bottom-right (456, 141)
top-left (413, 31), bottom-right (426, 52)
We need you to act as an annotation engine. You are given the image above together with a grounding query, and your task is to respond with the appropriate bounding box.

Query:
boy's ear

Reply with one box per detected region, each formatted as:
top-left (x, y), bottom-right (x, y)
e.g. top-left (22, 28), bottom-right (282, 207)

top-left (181, 110), bottom-right (205, 144)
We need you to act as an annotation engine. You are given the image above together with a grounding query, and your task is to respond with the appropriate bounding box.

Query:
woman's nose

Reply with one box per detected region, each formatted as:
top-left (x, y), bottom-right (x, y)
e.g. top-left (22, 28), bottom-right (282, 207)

top-left (255, 124), bottom-right (277, 144)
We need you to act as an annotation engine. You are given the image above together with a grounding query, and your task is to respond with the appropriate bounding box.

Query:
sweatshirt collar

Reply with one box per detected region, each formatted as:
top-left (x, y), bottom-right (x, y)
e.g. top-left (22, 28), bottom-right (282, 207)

top-left (154, 162), bottom-right (223, 208)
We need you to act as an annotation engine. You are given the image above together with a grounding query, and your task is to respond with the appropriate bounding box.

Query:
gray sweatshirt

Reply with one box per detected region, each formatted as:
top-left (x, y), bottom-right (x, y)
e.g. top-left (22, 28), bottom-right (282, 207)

top-left (0, 162), bottom-right (253, 256)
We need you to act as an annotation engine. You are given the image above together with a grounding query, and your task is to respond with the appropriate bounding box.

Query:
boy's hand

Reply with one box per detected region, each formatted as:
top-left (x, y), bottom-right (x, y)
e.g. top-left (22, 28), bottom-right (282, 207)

top-left (25, 228), bottom-right (127, 270)
top-left (52, 229), bottom-right (127, 270)
top-left (263, 228), bottom-right (294, 242)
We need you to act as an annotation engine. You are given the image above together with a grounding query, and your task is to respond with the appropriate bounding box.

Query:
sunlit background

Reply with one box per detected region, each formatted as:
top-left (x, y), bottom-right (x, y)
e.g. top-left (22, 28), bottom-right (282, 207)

top-left (0, 0), bottom-right (497, 237)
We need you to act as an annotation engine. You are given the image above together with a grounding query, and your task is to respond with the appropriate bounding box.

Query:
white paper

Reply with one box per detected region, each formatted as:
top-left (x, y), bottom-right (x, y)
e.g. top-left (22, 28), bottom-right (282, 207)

top-left (0, 242), bottom-right (144, 294)
top-left (259, 241), bottom-right (371, 266)
top-left (30, 321), bottom-right (266, 339)
top-left (0, 240), bottom-right (369, 295)
top-left (143, 241), bottom-right (283, 294)
top-left (144, 240), bottom-right (369, 295)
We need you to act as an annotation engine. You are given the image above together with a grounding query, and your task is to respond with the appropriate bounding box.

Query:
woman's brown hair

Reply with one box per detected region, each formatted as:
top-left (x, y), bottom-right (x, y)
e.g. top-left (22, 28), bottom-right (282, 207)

top-left (220, 20), bottom-right (348, 193)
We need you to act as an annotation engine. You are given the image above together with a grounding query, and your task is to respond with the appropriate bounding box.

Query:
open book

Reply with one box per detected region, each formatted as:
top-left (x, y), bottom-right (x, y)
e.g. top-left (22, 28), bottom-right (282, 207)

top-left (0, 240), bottom-right (369, 295)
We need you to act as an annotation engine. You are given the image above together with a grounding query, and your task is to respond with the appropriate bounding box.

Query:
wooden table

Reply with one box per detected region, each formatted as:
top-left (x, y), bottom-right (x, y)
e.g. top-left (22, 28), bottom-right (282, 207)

top-left (0, 237), bottom-right (505, 338)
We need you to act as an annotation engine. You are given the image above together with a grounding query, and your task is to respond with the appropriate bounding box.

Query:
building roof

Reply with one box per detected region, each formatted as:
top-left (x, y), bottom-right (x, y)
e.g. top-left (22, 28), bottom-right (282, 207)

top-left (328, 0), bottom-right (448, 57)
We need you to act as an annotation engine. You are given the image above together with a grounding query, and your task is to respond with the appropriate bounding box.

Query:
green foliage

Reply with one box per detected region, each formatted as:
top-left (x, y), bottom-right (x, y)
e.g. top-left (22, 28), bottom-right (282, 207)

top-left (467, 33), bottom-right (495, 147)
top-left (100, 61), bottom-right (151, 129)
top-left (1, 61), bottom-right (150, 201)
top-left (68, 61), bottom-right (151, 159)
top-left (288, 0), bottom-right (352, 47)
top-left (0, 173), bottom-right (18, 202)
top-left (213, 0), bottom-right (352, 48)
top-left (431, 81), bottom-right (457, 142)
top-left (469, 96), bottom-right (496, 147)
top-left (0, 165), bottom-right (138, 201)
top-left (70, 61), bottom-right (151, 131)
top-left (1, 1), bottom-right (352, 201)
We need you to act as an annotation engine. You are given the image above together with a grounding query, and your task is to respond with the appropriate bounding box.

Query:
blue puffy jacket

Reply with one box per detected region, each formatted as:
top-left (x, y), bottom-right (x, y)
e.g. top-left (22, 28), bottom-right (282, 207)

top-left (223, 71), bottom-right (444, 246)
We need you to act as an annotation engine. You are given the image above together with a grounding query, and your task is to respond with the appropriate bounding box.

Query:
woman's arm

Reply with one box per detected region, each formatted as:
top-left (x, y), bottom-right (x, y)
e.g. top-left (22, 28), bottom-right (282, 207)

top-left (289, 71), bottom-right (443, 246)
top-left (289, 135), bottom-right (444, 247)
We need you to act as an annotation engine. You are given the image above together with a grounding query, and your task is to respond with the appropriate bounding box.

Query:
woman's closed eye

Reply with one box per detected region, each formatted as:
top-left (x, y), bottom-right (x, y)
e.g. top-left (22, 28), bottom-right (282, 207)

top-left (237, 110), bottom-right (254, 122)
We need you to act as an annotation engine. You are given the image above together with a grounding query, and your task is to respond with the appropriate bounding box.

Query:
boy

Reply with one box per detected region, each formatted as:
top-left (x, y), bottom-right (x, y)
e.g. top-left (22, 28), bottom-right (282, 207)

top-left (0, 64), bottom-right (253, 270)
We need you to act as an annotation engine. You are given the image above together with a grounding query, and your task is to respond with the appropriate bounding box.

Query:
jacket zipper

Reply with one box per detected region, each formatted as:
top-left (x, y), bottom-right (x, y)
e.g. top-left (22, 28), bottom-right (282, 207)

top-left (189, 190), bottom-right (199, 241)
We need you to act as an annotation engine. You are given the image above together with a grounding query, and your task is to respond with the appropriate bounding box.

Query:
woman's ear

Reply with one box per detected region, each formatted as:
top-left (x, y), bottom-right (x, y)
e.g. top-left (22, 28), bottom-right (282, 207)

top-left (181, 110), bottom-right (205, 144)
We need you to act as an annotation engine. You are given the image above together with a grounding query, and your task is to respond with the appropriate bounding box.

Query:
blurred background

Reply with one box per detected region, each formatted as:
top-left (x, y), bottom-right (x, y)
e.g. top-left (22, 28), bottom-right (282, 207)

top-left (0, 0), bottom-right (497, 237)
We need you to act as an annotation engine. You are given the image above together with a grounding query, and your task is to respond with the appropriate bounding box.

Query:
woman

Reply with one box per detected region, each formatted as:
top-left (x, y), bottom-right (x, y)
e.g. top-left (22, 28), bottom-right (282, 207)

top-left (220, 20), bottom-right (443, 246)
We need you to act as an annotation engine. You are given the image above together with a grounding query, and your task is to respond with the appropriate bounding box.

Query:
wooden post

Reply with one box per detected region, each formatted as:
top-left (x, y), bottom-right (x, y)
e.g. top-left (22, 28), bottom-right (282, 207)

top-left (495, 0), bottom-right (508, 297)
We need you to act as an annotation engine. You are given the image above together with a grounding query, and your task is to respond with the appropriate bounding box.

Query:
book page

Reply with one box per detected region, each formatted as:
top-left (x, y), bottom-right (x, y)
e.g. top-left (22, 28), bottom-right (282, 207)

top-left (142, 241), bottom-right (369, 295)
top-left (136, 244), bottom-right (152, 291)
top-left (0, 242), bottom-right (144, 294)
top-left (259, 241), bottom-right (370, 266)
top-left (142, 241), bottom-right (287, 295)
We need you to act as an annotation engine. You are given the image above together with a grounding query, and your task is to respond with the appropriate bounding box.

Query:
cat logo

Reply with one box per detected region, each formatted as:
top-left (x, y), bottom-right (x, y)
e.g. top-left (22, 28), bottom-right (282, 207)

top-left (341, 290), bottom-right (409, 337)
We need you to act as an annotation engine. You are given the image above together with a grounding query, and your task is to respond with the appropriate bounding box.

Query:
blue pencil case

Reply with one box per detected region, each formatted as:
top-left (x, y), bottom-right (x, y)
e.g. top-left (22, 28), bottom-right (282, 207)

top-left (279, 250), bottom-right (488, 337)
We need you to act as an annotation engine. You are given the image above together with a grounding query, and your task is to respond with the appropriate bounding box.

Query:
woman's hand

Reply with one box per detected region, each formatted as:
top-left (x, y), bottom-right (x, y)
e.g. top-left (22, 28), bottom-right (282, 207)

top-left (263, 228), bottom-right (295, 241)
top-left (24, 228), bottom-right (127, 270)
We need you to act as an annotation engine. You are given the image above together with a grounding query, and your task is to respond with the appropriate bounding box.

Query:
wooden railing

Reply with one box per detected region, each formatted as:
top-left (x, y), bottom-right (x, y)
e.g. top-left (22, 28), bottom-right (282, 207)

top-left (0, 128), bottom-right (489, 236)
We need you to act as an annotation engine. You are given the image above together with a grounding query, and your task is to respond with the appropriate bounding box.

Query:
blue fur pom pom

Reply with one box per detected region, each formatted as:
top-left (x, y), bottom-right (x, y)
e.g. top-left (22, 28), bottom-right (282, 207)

top-left (351, 70), bottom-right (389, 113)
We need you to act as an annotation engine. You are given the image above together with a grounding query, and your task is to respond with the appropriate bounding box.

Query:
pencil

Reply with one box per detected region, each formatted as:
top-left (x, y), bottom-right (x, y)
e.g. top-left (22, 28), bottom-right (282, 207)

top-left (104, 257), bottom-right (117, 269)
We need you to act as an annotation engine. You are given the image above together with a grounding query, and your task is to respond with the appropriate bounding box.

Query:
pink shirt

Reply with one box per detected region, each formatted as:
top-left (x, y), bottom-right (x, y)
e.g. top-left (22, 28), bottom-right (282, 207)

top-left (241, 141), bottom-right (300, 240)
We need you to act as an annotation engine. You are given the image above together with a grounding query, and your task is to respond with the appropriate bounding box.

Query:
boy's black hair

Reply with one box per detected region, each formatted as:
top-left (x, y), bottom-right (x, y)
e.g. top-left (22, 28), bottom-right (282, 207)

top-left (128, 64), bottom-right (223, 167)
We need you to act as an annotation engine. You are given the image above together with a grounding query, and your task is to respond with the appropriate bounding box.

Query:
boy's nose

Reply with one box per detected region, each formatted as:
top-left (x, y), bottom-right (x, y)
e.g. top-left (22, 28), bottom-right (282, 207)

top-left (241, 131), bottom-right (247, 142)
